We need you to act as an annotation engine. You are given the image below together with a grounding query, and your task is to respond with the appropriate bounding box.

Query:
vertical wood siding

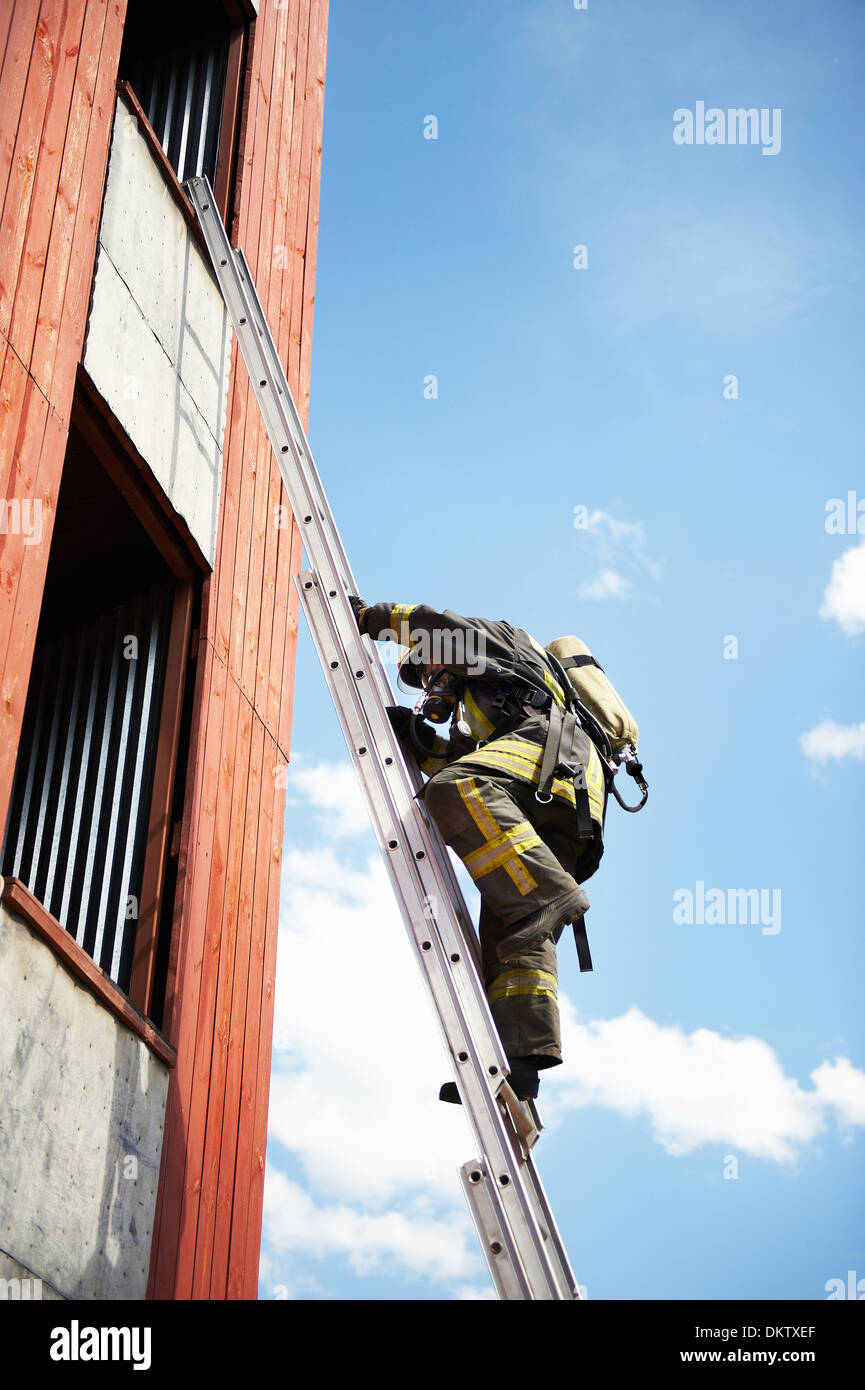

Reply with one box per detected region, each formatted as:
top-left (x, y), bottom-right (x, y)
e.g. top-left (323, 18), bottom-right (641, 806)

top-left (0, 0), bottom-right (127, 824)
top-left (0, 0), bottom-right (327, 1302)
top-left (148, 0), bottom-right (328, 1299)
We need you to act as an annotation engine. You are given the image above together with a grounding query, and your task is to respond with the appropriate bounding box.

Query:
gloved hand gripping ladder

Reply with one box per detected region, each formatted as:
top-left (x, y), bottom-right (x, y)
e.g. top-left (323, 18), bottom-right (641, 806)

top-left (186, 176), bottom-right (581, 1302)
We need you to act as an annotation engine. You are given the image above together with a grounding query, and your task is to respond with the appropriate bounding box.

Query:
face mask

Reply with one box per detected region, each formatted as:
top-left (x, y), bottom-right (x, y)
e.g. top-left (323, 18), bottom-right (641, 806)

top-left (418, 668), bottom-right (461, 725)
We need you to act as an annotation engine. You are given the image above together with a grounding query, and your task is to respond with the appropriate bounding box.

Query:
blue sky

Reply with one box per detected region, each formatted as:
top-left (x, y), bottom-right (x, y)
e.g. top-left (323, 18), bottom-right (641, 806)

top-left (258, 0), bottom-right (864, 1301)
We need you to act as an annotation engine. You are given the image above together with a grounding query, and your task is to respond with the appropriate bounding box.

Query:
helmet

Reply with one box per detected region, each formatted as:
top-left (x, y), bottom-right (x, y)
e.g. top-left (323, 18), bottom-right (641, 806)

top-left (397, 647), bottom-right (427, 690)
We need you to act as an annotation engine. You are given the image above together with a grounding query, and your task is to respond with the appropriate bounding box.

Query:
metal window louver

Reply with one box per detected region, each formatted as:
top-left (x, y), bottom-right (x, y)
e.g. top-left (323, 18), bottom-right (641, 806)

top-left (2, 586), bottom-right (173, 996)
top-left (128, 26), bottom-right (230, 187)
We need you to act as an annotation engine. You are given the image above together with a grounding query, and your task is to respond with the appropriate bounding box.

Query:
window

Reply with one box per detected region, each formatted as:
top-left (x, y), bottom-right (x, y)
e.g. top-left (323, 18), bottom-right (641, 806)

top-left (118, 0), bottom-right (251, 221)
top-left (1, 390), bottom-right (200, 1026)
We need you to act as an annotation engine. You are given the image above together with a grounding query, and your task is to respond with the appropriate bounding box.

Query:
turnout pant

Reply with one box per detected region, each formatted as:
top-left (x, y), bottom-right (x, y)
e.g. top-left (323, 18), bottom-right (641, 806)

top-left (423, 752), bottom-right (593, 1069)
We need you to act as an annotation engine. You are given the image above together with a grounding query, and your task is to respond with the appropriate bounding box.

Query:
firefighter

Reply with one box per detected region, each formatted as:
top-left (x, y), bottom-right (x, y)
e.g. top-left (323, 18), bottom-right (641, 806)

top-left (349, 597), bottom-right (608, 1103)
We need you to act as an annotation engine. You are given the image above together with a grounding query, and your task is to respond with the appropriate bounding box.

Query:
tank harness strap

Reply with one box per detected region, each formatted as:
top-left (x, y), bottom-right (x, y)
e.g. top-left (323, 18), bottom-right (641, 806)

top-left (560, 653), bottom-right (605, 674)
top-left (536, 703), bottom-right (593, 837)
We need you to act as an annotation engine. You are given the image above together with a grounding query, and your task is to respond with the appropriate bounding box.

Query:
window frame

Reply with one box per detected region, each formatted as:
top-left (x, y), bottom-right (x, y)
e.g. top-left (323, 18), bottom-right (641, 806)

top-left (117, 0), bottom-right (253, 229)
top-left (71, 377), bottom-right (203, 1022)
top-left (1, 374), bottom-right (204, 1028)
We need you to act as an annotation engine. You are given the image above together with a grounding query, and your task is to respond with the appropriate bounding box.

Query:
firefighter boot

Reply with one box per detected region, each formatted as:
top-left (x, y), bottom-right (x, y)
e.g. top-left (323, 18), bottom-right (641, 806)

top-left (439, 1057), bottom-right (541, 1105)
top-left (496, 883), bottom-right (589, 964)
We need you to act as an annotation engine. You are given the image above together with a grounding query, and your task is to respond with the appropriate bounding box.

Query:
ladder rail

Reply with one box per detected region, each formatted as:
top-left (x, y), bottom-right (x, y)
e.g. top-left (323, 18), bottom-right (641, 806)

top-left (187, 175), bottom-right (581, 1301)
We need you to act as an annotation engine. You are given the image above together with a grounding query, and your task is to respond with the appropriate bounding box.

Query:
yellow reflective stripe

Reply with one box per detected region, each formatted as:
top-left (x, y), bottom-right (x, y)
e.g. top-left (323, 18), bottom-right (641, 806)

top-left (490, 983), bottom-right (557, 1001)
top-left (586, 742), bottom-right (606, 822)
top-left (468, 739), bottom-right (579, 800)
top-left (463, 819), bottom-right (540, 867)
top-left (527, 639), bottom-right (566, 706)
top-left (457, 776), bottom-right (500, 841)
top-left (475, 738), bottom-right (543, 772)
top-left (456, 780), bottom-right (537, 895)
top-left (471, 749), bottom-right (577, 804)
top-left (488, 967), bottom-right (558, 1004)
top-left (503, 860), bottom-right (537, 896)
top-left (542, 668), bottom-right (567, 706)
top-left (491, 967), bottom-right (557, 988)
top-left (388, 603), bottom-right (417, 646)
top-left (463, 821), bottom-right (542, 881)
top-left (464, 688), bottom-right (496, 739)
top-left (469, 735), bottom-right (604, 816)
top-left (420, 755), bottom-right (447, 775)
top-left (420, 732), bottom-right (452, 777)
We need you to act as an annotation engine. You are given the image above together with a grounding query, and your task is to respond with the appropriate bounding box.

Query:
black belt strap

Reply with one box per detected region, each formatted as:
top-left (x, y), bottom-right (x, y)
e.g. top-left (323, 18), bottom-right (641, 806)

top-left (561, 654), bottom-right (605, 674)
top-left (573, 917), bottom-right (593, 972)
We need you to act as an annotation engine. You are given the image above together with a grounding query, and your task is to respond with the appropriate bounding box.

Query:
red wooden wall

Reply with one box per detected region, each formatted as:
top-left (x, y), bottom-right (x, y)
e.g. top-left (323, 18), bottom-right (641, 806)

top-left (0, 0), bottom-right (329, 1300)
top-left (0, 0), bottom-right (127, 824)
top-left (148, 0), bottom-right (329, 1300)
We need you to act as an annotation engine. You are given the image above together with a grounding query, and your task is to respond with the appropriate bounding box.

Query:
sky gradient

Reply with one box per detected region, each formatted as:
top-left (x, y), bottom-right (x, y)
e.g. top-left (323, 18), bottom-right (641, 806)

top-left (258, 0), bottom-right (864, 1302)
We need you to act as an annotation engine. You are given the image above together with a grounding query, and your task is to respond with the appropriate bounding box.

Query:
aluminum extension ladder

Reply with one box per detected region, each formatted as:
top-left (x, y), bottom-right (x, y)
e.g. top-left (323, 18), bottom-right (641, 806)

top-left (187, 176), bottom-right (581, 1301)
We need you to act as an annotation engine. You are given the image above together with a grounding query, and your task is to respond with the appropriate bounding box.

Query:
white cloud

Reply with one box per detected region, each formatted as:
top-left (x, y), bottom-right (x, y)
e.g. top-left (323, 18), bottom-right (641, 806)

top-left (271, 844), bottom-right (476, 1204)
top-left (810, 1057), bottom-right (865, 1128)
top-left (819, 540), bottom-right (865, 635)
top-left (284, 757), bottom-right (372, 838)
top-left (799, 719), bottom-right (865, 764)
top-left (584, 510), bottom-right (649, 554)
top-left (578, 568), bottom-right (631, 600)
top-left (574, 507), bottom-right (663, 597)
top-left (266, 758), bottom-right (865, 1297)
top-left (263, 835), bottom-right (488, 1294)
top-left (263, 1170), bottom-right (480, 1284)
top-left (546, 999), bottom-right (865, 1163)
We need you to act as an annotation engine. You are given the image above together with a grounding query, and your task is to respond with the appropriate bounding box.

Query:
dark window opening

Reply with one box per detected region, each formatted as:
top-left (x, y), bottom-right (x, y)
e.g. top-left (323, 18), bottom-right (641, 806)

top-left (118, 0), bottom-right (250, 220)
top-left (1, 415), bottom-right (198, 1023)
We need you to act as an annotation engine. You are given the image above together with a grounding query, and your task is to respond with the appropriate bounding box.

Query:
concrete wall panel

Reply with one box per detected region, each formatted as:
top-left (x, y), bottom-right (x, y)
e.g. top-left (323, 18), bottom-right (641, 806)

top-left (83, 98), bottom-right (233, 565)
top-left (0, 906), bottom-right (169, 1300)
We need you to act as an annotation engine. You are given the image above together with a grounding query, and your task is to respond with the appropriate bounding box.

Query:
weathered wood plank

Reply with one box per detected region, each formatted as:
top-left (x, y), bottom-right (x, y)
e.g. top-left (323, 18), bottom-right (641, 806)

top-left (0, 382), bottom-right (58, 824)
top-left (0, 336), bottom-right (28, 501)
top-left (253, 0), bottom-right (302, 726)
top-left (149, 637), bottom-right (227, 1299)
top-left (297, 0), bottom-right (328, 430)
top-left (0, 1), bottom-right (41, 222)
top-left (28, 0), bottom-right (121, 415)
top-left (276, 516), bottom-right (302, 763)
top-left (239, 0), bottom-right (293, 708)
top-left (8, 1), bottom-right (87, 372)
top-left (170, 667), bottom-right (244, 1300)
top-left (0, 3), bottom-right (23, 84)
top-left (281, 0), bottom-right (311, 408)
top-left (240, 732), bottom-right (284, 1299)
top-left (227, 726), bottom-right (276, 1298)
top-left (208, 709), bottom-right (264, 1297)
top-left (186, 678), bottom-right (253, 1299)
top-left (225, 1), bottom-right (277, 691)
top-left (211, 350), bottom-right (245, 678)
top-left (0, 0), bottom-right (65, 341)
top-left (48, 0), bottom-right (126, 419)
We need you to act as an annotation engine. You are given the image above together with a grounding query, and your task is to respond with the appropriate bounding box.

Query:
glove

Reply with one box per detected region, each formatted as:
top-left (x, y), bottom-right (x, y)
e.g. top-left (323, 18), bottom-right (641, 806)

top-left (386, 705), bottom-right (413, 738)
top-left (348, 594), bottom-right (368, 632)
top-left (386, 705), bottom-right (437, 755)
